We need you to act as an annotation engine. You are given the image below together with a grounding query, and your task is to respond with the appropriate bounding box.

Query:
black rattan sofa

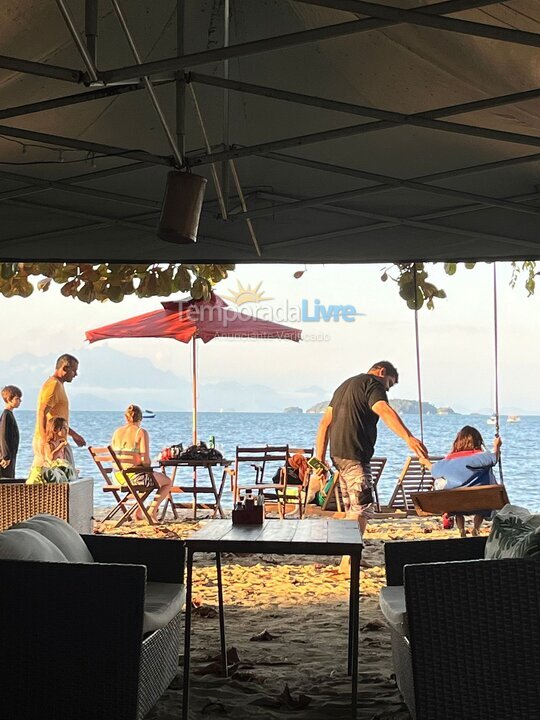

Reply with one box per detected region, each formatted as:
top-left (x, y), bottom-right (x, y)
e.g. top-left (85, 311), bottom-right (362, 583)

top-left (0, 516), bottom-right (185, 720)
top-left (381, 537), bottom-right (540, 720)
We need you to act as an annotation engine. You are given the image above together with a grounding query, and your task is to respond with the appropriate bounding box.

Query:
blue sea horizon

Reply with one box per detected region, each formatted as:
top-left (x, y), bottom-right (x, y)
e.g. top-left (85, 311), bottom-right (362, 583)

top-left (11, 410), bottom-right (538, 512)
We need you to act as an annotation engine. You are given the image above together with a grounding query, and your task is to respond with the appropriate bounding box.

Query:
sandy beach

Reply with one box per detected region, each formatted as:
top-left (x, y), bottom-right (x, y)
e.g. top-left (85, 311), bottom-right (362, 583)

top-left (97, 513), bottom-right (488, 720)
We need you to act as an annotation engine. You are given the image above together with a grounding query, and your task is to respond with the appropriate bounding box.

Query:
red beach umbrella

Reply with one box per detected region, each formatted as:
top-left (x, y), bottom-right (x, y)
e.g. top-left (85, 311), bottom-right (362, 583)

top-left (86, 293), bottom-right (302, 443)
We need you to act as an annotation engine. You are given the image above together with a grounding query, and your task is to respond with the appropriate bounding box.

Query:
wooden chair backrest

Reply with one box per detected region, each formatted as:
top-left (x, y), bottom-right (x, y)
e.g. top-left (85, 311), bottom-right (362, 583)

top-left (89, 445), bottom-right (158, 491)
top-left (88, 446), bottom-right (116, 486)
top-left (370, 457), bottom-right (387, 487)
top-left (387, 456), bottom-right (443, 512)
top-left (235, 445), bottom-right (289, 484)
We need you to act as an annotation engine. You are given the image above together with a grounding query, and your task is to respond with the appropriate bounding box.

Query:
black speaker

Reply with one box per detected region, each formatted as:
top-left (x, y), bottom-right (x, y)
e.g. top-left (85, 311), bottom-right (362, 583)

top-left (157, 171), bottom-right (207, 244)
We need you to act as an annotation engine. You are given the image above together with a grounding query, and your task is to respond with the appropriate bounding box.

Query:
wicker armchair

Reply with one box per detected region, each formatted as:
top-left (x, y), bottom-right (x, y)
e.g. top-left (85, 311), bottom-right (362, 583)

top-left (0, 529), bottom-right (185, 720)
top-left (382, 537), bottom-right (540, 720)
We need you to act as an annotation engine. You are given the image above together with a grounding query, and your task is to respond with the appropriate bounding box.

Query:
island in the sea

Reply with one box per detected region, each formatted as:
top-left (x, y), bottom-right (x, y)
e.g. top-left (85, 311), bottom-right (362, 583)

top-left (284, 406), bottom-right (303, 414)
top-left (306, 399), bottom-right (456, 414)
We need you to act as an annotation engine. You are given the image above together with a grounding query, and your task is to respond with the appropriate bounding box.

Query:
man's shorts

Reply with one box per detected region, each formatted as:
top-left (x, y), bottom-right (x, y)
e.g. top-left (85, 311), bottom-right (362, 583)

top-left (332, 458), bottom-right (374, 519)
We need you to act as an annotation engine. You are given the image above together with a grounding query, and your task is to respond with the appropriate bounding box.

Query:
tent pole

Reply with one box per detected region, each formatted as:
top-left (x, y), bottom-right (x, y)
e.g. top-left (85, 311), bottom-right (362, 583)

top-left (192, 337), bottom-right (198, 445)
top-left (493, 263), bottom-right (503, 481)
top-left (413, 263), bottom-right (426, 493)
top-left (413, 264), bottom-right (424, 442)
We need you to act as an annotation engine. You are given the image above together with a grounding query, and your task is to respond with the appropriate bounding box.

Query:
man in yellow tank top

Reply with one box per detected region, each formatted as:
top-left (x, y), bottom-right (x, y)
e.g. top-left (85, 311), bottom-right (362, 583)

top-left (33, 354), bottom-right (86, 451)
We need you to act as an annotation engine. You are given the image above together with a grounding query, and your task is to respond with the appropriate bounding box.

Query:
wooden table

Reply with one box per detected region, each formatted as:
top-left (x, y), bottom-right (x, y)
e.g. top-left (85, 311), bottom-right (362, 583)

top-left (182, 519), bottom-right (364, 719)
top-left (159, 459), bottom-right (230, 519)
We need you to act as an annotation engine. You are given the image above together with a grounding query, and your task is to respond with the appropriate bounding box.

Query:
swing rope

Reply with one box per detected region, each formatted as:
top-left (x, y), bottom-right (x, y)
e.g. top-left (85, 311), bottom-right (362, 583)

top-left (492, 263), bottom-right (504, 483)
top-left (413, 263), bottom-right (426, 490)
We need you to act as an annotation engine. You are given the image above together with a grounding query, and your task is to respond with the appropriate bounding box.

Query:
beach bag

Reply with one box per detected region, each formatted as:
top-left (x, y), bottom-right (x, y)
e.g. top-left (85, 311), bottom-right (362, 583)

top-left (272, 466), bottom-right (302, 485)
top-left (180, 442), bottom-right (223, 462)
top-left (315, 474), bottom-right (336, 508)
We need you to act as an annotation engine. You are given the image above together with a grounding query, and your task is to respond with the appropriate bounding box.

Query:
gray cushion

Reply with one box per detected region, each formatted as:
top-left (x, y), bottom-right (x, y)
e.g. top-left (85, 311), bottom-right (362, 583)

top-left (485, 504), bottom-right (540, 560)
top-left (0, 528), bottom-right (68, 562)
top-left (379, 585), bottom-right (408, 635)
top-left (12, 514), bottom-right (93, 563)
top-left (143, 582), bottom-right (186, 635)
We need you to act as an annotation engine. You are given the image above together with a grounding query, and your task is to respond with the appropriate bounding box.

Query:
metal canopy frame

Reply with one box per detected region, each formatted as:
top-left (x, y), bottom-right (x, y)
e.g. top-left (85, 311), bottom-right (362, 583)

top-left (1, 0), bottom-right (540, 263)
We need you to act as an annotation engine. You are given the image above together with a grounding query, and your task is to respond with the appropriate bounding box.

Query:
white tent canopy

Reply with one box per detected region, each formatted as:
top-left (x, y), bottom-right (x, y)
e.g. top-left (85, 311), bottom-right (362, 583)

top-left (1, 0), bottom-right (540, 263)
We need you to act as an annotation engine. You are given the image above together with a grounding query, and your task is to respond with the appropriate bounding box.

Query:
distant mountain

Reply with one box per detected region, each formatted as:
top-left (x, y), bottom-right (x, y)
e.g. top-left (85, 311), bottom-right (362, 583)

top-left (284, 406), bottom-right (303, 414)
top-left (306, 401), bottom-right (330, 414)
top-left (306, 398), bottom-right (455, 414)
top-left (0, 349), bottom-right (325, 412)
top-left (391, 399), bottom-right (438, 415)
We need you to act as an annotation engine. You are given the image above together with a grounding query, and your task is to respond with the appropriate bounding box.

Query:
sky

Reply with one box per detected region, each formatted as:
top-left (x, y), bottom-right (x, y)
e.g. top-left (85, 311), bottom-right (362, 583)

top-left (0, 261), bottom-right (538, 413)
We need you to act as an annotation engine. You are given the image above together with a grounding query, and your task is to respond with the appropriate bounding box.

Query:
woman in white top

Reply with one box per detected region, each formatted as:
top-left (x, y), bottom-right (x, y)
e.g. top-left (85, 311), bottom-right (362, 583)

top-left (111, 404), bottom-right (172, 521)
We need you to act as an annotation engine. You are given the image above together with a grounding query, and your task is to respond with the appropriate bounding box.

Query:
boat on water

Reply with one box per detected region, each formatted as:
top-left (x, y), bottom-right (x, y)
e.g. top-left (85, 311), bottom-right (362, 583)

top-left (507, 415), bottom-right (521, 423)
top-left (142, 409), bottom-right (155, 419)
top-left (487, 415), bottom-right (497, 425)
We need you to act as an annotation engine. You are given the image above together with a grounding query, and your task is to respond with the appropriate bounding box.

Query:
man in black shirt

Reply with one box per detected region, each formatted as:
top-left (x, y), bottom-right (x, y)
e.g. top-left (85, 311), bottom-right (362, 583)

top-left (315, 361), bottom-right (428, 533)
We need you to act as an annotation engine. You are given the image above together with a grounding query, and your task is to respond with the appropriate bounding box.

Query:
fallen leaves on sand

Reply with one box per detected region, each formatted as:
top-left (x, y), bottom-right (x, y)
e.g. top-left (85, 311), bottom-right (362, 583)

top-left (250, 629), bottom-right (277, 642)
top-left (361, 619), bottom-right (386, 632)
top-left (201, 700), bottom-right (228, 715)
top-left (231, 671), bottom-right (257, 682)
top-left (192, 596), bottom-right (218, 618)
top-left (250, 684), bottom-right (311, 710)
top-left (197, 647), bottom-right (242, 676)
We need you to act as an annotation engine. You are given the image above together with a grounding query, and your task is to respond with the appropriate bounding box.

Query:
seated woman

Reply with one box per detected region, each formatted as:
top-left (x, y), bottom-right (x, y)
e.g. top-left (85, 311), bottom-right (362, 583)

top-left (420, 426), bottom-right (502, 537)
top-left (111, 404), bottom-right (172, 521)
top-left (27, 417), bottom-right (76, 484)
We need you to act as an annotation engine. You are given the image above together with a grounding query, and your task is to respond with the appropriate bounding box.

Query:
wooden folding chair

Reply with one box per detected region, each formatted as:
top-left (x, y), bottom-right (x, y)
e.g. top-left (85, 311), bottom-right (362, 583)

top-left (232, 445), bottom-right (289, 518)
top-left (386, 455), bottom-right (443, 515)
top-left (88, 445), bottom-right (159, 527)
top-left (320, 457), bottom-right (387, 512)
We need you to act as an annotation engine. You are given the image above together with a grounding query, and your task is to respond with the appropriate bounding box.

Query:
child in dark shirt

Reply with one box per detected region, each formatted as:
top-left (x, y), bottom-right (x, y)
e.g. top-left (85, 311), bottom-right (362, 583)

top-left (0, 385), bottom-right (22, 480)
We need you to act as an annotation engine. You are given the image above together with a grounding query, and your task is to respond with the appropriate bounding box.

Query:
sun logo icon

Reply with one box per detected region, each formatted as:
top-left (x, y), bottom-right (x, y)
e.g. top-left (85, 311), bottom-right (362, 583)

top-left (223, 279), bottom-right (272, 306)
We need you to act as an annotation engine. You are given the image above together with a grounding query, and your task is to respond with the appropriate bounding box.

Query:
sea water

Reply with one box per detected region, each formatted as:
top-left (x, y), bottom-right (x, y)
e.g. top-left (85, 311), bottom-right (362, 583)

top-left (10, 410), bottom-right (540, 511)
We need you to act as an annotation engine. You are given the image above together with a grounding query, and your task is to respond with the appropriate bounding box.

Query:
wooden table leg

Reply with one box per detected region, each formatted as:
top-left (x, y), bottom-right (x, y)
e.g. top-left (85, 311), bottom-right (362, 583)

top-left (350, 553), bottom-right (361, 719)
top-left (192, 466), bottom-right (197, 520)
top-left (215, 552), bottom-right (228, 677)
top-left (182, 548), bottom-right (194, 720)
top-left (208, 466), bottom-right (225, 518)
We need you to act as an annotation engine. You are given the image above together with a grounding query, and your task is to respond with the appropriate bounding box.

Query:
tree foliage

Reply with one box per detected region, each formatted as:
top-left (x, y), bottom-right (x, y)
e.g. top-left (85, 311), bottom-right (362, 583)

top-left (383, 261), bottom-right (537, 310)
top-left (0, 262), bottom-right (235, 303)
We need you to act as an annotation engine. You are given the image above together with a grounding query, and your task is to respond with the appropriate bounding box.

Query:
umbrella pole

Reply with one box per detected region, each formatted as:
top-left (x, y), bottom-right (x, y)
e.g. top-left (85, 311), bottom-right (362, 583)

top-left (192, 337), bottom-right (198, 445)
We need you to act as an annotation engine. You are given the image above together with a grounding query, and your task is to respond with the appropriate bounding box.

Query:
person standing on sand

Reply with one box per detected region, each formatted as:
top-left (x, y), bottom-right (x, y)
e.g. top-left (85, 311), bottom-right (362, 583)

top-left (33, 354), bottom-right (86, 468)
top-left (0, 385), bottom-right (22, 480)
top-left (315, 361), bottom-right (428, 535)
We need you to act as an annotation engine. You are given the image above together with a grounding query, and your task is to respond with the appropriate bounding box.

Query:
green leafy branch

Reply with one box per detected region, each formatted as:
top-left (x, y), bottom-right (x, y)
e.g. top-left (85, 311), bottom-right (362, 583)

top-left (383, 261), bottom-right (537, 310)
top-left (0, 262), bottom-right (235, 303)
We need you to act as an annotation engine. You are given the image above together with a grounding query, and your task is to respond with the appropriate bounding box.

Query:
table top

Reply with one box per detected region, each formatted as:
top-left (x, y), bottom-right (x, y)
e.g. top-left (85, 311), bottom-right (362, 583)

top-left (185, 519), bottom-right (363, 556)
top-left (159, 458), bottom-right (231, 467)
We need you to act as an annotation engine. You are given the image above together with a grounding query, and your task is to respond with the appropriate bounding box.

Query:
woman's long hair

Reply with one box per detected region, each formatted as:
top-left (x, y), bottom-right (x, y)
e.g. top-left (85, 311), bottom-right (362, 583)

top-left (451, 425), bottom-right (484, 453)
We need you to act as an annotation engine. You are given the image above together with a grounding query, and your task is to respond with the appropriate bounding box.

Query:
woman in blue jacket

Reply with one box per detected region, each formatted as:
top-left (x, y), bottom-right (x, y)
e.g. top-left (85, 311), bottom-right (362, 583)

top-left (420, 426), bottom-right (502, 537)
